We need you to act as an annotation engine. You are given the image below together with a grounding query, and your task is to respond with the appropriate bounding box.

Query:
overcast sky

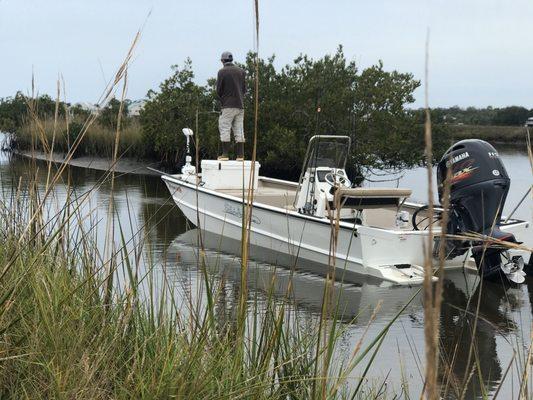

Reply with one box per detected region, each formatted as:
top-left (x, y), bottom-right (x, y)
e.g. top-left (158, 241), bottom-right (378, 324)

top-left (1, 0), bottom-right (532, 108)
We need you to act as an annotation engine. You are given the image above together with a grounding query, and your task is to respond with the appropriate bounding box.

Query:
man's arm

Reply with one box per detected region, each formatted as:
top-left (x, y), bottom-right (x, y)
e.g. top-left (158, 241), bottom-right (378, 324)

top-left (216, 70), bottom-right (223, 99)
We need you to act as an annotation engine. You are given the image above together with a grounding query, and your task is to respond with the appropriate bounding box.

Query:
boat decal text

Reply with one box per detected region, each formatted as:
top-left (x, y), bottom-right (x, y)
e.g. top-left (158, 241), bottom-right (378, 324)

top-left (446, 151), bottom-right (470, 167)
top-left (224, 203), bottom-right (261, 225)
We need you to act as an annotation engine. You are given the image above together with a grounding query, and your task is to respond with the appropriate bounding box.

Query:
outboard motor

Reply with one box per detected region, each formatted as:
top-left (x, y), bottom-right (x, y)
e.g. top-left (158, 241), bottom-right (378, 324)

top-left (437, 139), bottom-right (526, 284)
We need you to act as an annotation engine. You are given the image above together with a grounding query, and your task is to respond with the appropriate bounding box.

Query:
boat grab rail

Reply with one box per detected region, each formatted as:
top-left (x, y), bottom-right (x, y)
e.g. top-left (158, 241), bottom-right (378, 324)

top-left (335, 187), bottom-right (412, 198)
top-left (333, 187), bottom-right (412, 210)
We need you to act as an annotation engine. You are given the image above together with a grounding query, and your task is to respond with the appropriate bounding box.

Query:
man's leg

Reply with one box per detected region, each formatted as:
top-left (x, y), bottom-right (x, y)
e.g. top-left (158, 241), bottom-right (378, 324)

top-left (218, 108), bottom-right (232, 160)
top-left (232, 109), bottom-right (245, 160)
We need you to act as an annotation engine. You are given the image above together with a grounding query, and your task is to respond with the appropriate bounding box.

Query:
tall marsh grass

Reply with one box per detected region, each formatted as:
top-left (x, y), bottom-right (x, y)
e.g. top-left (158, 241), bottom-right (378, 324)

top-left (450, 124), bottom-right (527, 144)
top-left (15, 117), bottom-right (144, 159)
top-left (0, 156), bottom-right (411, 399)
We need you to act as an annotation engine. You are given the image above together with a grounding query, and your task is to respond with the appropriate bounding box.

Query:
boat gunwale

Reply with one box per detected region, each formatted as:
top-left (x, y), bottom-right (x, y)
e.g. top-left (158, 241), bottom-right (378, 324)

top-left (161, 174), bottom-right (528, 234)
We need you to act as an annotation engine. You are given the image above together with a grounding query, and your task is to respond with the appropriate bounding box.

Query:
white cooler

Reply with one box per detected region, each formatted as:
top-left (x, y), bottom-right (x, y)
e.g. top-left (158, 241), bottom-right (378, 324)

top-left (201, 160), bottom-right (260, 190)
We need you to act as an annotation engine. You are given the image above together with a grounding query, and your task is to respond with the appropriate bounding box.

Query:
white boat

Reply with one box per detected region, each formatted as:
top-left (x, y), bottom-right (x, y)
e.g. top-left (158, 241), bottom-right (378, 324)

top-left (161, 131), bottom-right (531, 285)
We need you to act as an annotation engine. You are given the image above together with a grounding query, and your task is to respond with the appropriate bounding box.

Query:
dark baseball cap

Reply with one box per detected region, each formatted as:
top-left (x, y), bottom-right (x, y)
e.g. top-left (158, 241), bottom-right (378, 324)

top-left (220, 51), bottom-right (233, 62)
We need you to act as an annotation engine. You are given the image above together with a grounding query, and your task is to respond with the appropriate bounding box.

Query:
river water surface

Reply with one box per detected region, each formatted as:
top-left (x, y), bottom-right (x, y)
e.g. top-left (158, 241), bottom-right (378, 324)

top-left (1, 145), bottom-right (532, 399)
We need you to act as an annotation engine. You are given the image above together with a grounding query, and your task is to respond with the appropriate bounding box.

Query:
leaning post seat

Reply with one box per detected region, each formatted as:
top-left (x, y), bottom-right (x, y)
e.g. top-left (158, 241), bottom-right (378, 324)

top-left (332, 187), bottom-right (412, 209)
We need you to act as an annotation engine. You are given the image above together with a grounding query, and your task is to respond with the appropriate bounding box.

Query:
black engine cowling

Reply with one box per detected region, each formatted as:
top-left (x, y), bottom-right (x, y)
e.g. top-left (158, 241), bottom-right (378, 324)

top-left (437, 139), bottom-right (524, 283)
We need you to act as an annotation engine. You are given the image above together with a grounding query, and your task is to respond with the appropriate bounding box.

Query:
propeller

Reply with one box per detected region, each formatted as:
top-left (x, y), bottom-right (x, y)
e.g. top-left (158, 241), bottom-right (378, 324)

top-left (502, 255), bottom-right (526, 284)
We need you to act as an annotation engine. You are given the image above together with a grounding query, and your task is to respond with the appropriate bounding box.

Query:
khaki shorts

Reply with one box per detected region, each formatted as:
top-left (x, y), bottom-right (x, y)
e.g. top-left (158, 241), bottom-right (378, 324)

top-left (219, 108), bottom-right (244, 142)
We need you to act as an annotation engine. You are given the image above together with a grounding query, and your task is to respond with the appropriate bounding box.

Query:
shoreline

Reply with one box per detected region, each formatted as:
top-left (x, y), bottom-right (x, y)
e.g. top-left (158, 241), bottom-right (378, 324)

top-left (449, 124), bottom-right (529, 145)
top-left (12, 150), bottom-right (162, 177)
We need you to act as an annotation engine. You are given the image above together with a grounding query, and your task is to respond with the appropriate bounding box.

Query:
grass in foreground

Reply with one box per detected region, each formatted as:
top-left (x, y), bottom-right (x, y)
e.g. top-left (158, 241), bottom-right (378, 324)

top-left (0, 170), bottom-right (410, 399)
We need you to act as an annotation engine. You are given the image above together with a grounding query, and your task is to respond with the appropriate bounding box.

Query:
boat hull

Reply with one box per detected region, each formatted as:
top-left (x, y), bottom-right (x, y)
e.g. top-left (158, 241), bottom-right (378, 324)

top-left (162, 175), bottom-right (528, 285)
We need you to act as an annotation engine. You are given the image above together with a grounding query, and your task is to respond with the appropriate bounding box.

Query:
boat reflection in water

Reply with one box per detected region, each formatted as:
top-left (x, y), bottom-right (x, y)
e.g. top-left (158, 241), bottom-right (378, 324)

top-left (168, 229), bottom-right (441, 323)
top-left (439, 279), bottom-right (523, 398)
top-left (166, 228), bottom-right (528, 397)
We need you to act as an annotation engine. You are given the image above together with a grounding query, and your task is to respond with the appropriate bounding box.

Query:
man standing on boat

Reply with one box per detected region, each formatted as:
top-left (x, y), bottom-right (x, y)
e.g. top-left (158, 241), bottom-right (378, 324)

top-left (216, 51), bottom-right (246, 161)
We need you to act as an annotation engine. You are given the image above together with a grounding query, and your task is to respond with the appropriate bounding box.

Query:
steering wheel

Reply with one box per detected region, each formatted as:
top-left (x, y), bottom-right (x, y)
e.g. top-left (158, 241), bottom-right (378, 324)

top-left (411, 205), bottom-right (443, 231)
top-left (324, 171), bottom-right (350, 187)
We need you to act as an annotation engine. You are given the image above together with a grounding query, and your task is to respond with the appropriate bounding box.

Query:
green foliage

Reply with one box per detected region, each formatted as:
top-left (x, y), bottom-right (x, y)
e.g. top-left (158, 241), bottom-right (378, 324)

top-left (141, 47), bottom-right (439, 178)
top-left (0, 92), bottom-right (30, 133)
top-left (15, 117), bottom-right (143, 158)
top-left (415, 105), bottom-right (533, 126)
top-left (98, 98), bottom-right (131, 130)
top-left (0, 92), bottom-right (67, 135)
top-left (8, 48), bottom-right (464, 177)
top-left (7, 94), bottom-right (144, 158)
top-left (30, 94), bottom-right (59, 118)
top-left (351, 61), bottom-right (421, 169)
top-left (68, 104), bottom-right (92, 120)
top-left (492, 106), bottom-right (530, 126)
top-left (140, 59), bottom-right (212, 164)
top-left (66, 121), bottom-right (84, 148)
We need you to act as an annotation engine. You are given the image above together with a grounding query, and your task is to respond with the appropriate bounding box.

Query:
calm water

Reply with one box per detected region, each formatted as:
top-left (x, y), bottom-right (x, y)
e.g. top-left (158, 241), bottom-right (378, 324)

top-left (1, 146), bottom-right (532, 399)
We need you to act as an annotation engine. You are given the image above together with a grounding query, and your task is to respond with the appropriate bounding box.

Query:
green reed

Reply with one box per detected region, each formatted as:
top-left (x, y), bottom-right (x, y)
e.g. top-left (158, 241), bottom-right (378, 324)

top-left (16, 117), bottom-right (144, 159)
top-left (0, 169), bottom-right (413, 399)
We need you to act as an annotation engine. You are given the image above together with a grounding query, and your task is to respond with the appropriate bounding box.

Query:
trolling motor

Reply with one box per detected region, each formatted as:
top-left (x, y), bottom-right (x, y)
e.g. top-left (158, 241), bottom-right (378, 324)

top-left (436, 139), bottom-right (526, 284)
top-left (181, 128), bottom-right (196, 176)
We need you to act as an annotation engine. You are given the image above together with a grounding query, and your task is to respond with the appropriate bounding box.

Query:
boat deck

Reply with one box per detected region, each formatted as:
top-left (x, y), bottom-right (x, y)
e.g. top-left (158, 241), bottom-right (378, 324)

top-left (219, 177), bottom-right (298, 209)
top-left (218, 176), bottom-right (423, 230)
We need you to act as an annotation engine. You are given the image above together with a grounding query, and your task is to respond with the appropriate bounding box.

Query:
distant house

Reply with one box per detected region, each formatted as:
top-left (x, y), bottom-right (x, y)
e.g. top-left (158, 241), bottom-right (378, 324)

top-left (128, 100), bottom-right (146, 117)
top-left (442, 115), bottom-right (458, 124)
top-left (68, 99), bottom-right (145, 117)
top-left (525, 117), bottom-right (533, 127)
top-left (69, 102), bottom-right (99, 117)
